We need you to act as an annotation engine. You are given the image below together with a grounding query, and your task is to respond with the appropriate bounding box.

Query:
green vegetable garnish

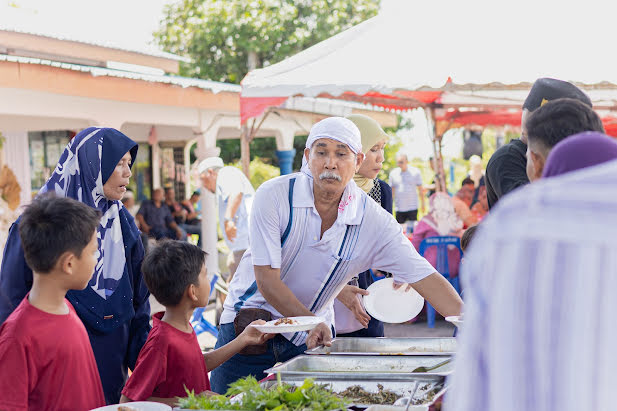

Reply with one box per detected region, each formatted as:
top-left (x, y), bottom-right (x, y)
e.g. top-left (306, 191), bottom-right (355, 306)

top-left (177, 376), bottom-right (348, 410)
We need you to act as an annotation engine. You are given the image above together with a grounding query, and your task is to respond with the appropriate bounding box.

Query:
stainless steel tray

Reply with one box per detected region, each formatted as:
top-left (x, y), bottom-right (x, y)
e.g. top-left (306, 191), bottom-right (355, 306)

top-left (305, 337), bottom-right (457, 356)
top-left (265, 355), bottom-right (453, 379)
top-left (261, 378), bottom-right (445, 409)
top-left (175, 379), bottom-right (445, 411)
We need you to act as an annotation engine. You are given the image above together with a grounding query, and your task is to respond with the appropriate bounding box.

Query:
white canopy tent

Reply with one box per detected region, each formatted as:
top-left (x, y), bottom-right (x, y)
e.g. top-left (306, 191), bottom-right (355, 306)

top-left (241, 0), bottom-right (617, 123)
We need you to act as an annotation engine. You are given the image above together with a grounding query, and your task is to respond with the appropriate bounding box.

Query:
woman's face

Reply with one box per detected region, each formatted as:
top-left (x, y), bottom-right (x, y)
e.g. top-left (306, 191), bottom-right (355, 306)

top-left (357, 139), bottom-right (386, 179)
top-left (103, 151), bottom-right (132, 200)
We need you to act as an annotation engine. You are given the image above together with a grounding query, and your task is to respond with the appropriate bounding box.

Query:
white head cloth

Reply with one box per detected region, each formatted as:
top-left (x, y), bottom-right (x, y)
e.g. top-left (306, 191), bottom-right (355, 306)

top-left (198, 157), bottom-right (224, 175)
top-left (305, 117), bottom-right (362, 154)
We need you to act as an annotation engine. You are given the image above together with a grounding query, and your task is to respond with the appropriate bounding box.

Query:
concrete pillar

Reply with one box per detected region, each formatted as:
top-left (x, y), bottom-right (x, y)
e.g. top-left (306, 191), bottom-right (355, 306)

top-left (1, 131), bottom-right (31, 206)
top-left (275, 149), bottom-right (296, 175)
top-left (274, 128), bottom-right (296, 175)
top-left (196, 123), bottom-right (221, 278)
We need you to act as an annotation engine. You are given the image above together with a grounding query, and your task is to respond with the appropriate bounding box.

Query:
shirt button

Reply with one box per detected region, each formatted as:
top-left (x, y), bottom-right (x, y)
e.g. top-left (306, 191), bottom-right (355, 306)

top-left (313, 237), bottom-right (318, 241)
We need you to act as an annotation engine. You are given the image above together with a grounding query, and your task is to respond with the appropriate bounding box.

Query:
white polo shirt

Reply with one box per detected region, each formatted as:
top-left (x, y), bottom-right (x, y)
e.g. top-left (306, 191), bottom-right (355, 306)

top-left (389, 166), bottom-right (423, 212)
top-left (220, 172), bottom-right (435, 346)
top-left (216, 166), bottom-right (255, 252)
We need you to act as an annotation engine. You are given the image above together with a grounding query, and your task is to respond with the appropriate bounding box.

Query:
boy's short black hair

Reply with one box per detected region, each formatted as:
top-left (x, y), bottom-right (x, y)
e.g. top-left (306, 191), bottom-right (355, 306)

top-left (19, 194), bottom-right (101, 273)
top-left (461, 224), bottom-right (480, 252)
top-left (142, 240), bottom-right (207, 306)
top-left (461, 177), bottom-right (474, 187)
top-left (526, 98), bottom-right (604, 153)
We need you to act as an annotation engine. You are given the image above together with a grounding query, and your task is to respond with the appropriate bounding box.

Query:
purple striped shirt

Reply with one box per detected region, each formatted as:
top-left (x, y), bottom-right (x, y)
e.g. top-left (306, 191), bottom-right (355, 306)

top-left (445, 159), bottom-right (617, 411)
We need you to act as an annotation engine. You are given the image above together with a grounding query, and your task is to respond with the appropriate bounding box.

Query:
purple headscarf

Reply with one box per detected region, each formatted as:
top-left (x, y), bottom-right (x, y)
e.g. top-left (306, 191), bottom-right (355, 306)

top-left (542, 131), bottom-right (617, 178)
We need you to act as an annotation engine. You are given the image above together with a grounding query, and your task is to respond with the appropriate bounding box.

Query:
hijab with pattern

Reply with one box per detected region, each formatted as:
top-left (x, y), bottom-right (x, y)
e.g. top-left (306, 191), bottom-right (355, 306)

top-left (424, 193), bottom-right (463, 236)
top-left (39, 127), bottom-right (138, 299)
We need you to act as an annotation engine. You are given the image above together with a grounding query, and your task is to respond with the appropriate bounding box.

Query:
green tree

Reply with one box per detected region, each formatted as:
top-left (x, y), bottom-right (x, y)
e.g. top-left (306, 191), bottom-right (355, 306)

top-left (155, 0), bottom-right (380, 83)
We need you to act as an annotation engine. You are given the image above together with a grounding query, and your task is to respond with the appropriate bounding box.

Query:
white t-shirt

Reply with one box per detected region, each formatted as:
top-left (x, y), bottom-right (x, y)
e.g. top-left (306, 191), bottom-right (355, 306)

top-left (216, 166), bottom-right (255, 252)
top-left (220, 172), bottom-right (436, 346)
top-left (389, 166), bottom-right (423, 212)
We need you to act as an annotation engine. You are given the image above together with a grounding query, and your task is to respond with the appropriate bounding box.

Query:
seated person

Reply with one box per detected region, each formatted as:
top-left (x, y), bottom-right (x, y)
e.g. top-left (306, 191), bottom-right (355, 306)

top-left (137, 188), bottom-right (184, 240)
top-left (412, 193), bottom-right (464, 279)
top-left (181, 191), bottom-right (201, 225)
top-left (0, 195), bottom-right (105, 410)
top-left (451, 182), bottom-right (478, 228)
top-left (471, 185), bottom-right (489, 221)
top-left (164, 187), bottom-right (187, 225)
top-left (120, 240), bottom-right (272, 406)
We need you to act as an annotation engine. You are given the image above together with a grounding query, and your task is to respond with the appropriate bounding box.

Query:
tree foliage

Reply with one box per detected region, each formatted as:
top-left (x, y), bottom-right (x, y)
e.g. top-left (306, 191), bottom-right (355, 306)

top-left (155, 0), bottom-right (380, 83)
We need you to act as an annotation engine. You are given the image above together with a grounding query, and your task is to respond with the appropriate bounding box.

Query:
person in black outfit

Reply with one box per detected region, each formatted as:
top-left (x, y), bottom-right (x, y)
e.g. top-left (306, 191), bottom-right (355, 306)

top-left (485, 78), bottom-right (593, 209)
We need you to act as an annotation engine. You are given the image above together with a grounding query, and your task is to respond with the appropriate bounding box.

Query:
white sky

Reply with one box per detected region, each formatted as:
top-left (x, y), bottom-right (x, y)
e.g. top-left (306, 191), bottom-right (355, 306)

top-left (0, 0), bottom-right (520, 160)
top-left (0, 0), bottom-right (173, 52)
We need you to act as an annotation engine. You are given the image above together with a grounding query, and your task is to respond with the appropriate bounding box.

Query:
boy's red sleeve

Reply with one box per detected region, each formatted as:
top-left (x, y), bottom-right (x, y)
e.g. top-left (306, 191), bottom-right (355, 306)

top-left (121, 343), bottom-right (166, 401)
top-left (0, 337), bottom-right (29, 410)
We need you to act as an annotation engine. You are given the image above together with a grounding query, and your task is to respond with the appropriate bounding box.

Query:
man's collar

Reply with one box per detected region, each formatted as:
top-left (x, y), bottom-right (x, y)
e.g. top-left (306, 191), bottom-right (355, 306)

top-left (294, 173), bottom-right (365, 225)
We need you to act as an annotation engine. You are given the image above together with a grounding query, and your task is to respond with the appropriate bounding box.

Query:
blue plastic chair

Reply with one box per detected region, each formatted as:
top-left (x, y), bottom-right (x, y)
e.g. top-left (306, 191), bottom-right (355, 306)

top-left (418, 236), bottom-right (463, 328)
top-left (190, 274), bottom-right (220, 338)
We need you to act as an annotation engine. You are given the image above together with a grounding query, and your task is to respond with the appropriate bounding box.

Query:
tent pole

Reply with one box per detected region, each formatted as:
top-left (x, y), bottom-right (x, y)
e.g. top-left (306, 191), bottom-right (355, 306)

top-left (241, 123), bottom-right (250, 177)
top-left (426, 106), bottom-right (447, 193)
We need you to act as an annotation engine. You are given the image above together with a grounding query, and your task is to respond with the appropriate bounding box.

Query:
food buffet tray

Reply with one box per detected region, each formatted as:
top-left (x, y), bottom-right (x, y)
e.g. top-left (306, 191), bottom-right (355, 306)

top-left (305, 337), bottom-right (457, 356)
top-left (265, 355), bottom-right (453, 379)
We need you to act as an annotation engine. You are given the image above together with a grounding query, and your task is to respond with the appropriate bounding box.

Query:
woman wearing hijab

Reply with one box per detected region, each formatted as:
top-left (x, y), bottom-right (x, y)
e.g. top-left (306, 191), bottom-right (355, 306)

top-left (542, 131), bottom-right (617, 178)
top-left (333, 114), bottom-right (392, 337)
top-left (412, 193), bottom-right (464, 279)
top-left (0, 128), bottom-right (150, 404)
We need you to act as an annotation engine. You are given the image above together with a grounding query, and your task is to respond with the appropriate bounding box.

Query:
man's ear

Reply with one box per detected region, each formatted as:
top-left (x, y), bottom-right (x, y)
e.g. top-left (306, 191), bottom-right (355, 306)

top-left (355, 152), bottom-right (365, 172)
top-left (304, 148), bottom-right (310, 162)
top-left (530, 150), bottom-right (546, 180)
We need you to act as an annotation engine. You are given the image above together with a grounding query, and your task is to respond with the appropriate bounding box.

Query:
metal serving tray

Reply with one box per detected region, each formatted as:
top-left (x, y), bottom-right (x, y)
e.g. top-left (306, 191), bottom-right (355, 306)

top-left (261, 378), bottom-right (446, 409)
top-left (305, 337), bottom-right (457, 356)
top-left (265, 355), bottom-right (453, 379)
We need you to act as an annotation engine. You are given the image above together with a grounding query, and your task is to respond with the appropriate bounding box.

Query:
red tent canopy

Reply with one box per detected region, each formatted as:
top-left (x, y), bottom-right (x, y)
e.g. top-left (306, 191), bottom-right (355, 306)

top-left (435, 109), bottom-right (617, 138)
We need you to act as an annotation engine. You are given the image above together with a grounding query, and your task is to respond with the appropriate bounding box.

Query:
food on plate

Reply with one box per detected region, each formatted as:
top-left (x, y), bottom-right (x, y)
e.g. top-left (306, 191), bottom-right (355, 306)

top-left (337, 384), bottom-right (401, 405)
top-left (274, 317), bottom-right (298, 326)
top-left (178, 376), bottom-right (347, 410)
top-left (117, 406), bottom-right (138, 411)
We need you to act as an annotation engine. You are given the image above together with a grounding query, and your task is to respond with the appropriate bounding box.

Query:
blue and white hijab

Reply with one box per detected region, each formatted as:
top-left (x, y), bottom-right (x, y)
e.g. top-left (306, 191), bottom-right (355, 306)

top-left (39, 127), bottom-right (138, 299)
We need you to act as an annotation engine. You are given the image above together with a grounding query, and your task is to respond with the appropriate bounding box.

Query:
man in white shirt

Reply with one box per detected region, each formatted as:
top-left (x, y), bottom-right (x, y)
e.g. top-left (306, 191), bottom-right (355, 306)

top-left (199, 158), bottom-right (255, 279)
top-left (445, 159), bottom-right (617, 411)
top-left (389, 153), bottom-right (425, 232)
top-left (210, 117), bottom-right (463, 394)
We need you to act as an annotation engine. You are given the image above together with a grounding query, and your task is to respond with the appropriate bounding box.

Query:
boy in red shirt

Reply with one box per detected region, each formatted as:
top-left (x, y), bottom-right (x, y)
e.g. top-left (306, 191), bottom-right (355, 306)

top-left (0, 195), bottom-right (105, 411)
top-left (121, 240), bottom-right (272, 406)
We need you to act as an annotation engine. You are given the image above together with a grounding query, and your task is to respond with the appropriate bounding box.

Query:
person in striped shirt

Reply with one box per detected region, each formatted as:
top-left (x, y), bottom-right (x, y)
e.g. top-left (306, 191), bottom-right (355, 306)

top-left (445, 159), bottom-right (617, 411)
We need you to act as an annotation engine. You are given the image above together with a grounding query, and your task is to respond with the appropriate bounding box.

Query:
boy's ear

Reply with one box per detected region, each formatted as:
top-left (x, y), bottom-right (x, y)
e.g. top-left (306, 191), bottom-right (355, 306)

top-left (187, 283), bottom-right (199, 302)
top-left (56, 251), bottom-right (75, 275)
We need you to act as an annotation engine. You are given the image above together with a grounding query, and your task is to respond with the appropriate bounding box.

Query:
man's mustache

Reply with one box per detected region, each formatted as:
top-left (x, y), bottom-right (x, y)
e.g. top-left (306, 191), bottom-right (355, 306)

top-left (319, 171), bottom-right (342, 181)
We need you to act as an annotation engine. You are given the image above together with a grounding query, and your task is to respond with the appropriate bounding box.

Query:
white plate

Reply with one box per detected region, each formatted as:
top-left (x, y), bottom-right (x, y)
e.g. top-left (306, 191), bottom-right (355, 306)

top-left (90, 402), bottom-right (172, 411)
top-left (249, 316), bottom-right (325, 333)
top-left (363, 278), bottom-right (424, 323)
top-left (445, 315), bottom-right (463, 327)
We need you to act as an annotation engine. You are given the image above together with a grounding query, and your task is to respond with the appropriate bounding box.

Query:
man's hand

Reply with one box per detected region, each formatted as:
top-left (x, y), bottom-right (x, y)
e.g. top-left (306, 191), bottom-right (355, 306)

top-left (306, 322), bottom-right (332, 349)
top-left (225, 220), bottom-right (237, 241)
top-left (336, 285), bottom-right (370, 328)
top-left (238, 320), bottom-right (275, 346)
top-left (176, 229), bottom-right (184, 240)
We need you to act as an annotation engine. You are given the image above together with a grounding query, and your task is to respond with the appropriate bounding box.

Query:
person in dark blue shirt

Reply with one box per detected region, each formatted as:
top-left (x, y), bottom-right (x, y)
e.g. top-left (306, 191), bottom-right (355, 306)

top-left (0, 127), bottom-right (150, 404)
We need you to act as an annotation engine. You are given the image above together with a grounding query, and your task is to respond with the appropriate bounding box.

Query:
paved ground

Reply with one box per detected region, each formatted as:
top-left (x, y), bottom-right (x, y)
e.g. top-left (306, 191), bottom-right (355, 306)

top-left (149, 295), bottom-right (455, 351)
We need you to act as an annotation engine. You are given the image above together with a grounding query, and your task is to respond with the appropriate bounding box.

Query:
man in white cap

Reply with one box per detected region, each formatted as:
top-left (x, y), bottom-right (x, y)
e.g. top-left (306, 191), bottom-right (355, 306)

top-left (209, 117), bottom-right (463, 394)
top-left (198, 157), bottom-right (255, 280)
